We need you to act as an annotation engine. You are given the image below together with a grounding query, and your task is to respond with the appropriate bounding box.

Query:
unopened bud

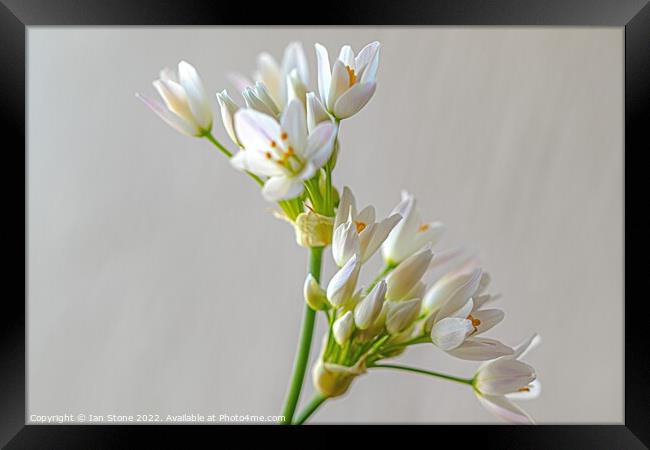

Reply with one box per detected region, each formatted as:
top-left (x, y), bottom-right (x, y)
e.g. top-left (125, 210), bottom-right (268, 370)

top-left (354, 281), bottom-right (386, 330)
top-left (304, 273), bottom-right (327, 310)
top-left (294, 211), bottom-right (333, 248)
top-left (333, 311), bottom-right (355, 345)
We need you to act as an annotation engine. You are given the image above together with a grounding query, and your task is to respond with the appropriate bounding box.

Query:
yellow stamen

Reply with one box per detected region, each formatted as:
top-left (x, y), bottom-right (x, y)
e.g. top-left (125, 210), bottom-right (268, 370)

top-left (281, 131), bottom-right (288, 141)
top-left (270, 140), bottom-right (277, 148)
top-left (518, 387), bottom-right (531, 392)
top-left (345, 65), bottom-right (357, 87)
top-left (467, 314), bottom-right (481, 333)
top-left (418, 223), bottom-right (430, 232)
top-left (354, 221), bottom-right (366, 233)
top-left (265, 151), bottom-right (272, 159)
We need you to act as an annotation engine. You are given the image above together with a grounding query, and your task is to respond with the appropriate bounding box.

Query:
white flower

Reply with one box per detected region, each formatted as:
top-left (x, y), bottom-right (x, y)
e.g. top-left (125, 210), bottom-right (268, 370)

top-left (382, 191), bottom-right (445, 265)
top-left (425, 269), bottom-right (512, 361)
top-left (474, 334), bottom-right (541, 424)
top-left (333, 311), bottom-right (355, 345)
top-left (385, 246), bottom-right (433, 300)
top-left (230, 41), bottom-right (309, 111)
top-left (354, 280), bottom-right (386, 330)
top-left (332, 187), bottom-right (401, 266)
top-left (326, 254), bottom-right (361, 308)
top-left (231, 98), bottom-right (336, 201)
top-left (137, 61), bottom-right (212, 137)
top-left (315, 41), bottom-right (380, 119)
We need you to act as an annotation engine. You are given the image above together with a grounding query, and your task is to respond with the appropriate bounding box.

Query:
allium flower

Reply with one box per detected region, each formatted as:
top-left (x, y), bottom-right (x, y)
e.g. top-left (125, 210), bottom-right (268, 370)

top-left (473, 334), bottom-right (541, 424)
top-left (315, 41), bottom-right (380, 119)
top-left (424, 269), bottom-right (513, 361)
top-left (137, 61), bottom-right (212, 137)
top-left (382, 191), bottom-right (445, 265)
top-left (231, 98), bottom-right (336, 201)
top-left (230, 41), bottom-right (309, 111)
top-left (332, 187), bottom-right (401, 266)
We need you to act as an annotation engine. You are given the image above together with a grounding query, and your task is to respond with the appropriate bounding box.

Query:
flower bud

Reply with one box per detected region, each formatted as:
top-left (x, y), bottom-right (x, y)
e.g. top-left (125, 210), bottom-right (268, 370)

top-left (385, 298), bottom-right (421, 335)
top-left (216, 90), bottom-right (240, 146)
top-left (332, 221), bottom-right (360, 266)
top-left (333, 311), bottom-right (355, 345)
top-left (312, 359), bottom-right (364, 398)
top-left (354, 280), bottom-right (386, 330)
top-left (474, 359), bottom-right (536, 396)
top-left (294, 211), bottom-right (333, 248)
top-left (327, 254), bottom-right (361, 307)
top-left (304, 274), bottom-right (327, 311)
top-left (385, 246), bottom-right (433, 300)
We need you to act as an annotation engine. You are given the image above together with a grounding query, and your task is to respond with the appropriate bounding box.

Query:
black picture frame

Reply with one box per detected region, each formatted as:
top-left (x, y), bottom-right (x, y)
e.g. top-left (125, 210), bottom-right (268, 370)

top-left (3, 0), bottom-right (647, 447)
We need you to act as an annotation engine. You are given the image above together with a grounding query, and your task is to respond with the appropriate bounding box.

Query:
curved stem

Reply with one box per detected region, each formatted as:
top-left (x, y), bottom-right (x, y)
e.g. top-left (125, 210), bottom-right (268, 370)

top-left (293, 394), bottom-right (326, 425)
top-left (280, 246), bottom-right (323, 424)
top-left (369, 363), bottom-right (473, 386)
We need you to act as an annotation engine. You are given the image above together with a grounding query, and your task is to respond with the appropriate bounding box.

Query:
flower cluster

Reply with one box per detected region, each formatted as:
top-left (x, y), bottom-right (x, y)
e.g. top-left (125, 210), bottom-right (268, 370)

top-left (138, 40), bottom-right (539, 424)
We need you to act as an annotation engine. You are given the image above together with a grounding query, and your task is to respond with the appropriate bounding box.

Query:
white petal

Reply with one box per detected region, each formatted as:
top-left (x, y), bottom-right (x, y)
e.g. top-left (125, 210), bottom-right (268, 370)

top-left (306, 92), bottom-right (331, 133)
top-left (381, 192), bottom-right (420, 264)
top-left (304, 121), bottom-right (336, 169)
top-left (262, 175), bottom-right (304, 202)
top-left (280, 98), bottom-right (308, 155)
top-left (229, 149), bottom-right (283, 177)
top-left (354, 280), bottom-right (386, 330)
top-left (327, 60), bottom-right (350, 112)
top-left (362, 214), bottom-right (402, 264)
top-left (315, 43), bottom-right (332, 107)
top-left (282, 41), bottom-right (309, 85)
top-left (136, 93), bottom-right (198, 136)
top-left (253, 82), bottom-right (280, 116)
top-left (159, 67), bottom-right (178, 83)
top-left (447, 338), bottom-right (514, 361)
top-left (333, 311), bottom-right (355, 345)
top-left (327, 254), bottom-right (361, 308)
top-left (333, 82), bottom-right (376, 119)
top-left (430, 317), bottom-right (473, 350)
top-left (411, 222), bottom-right (445, 254)
top-left (513, 333), bottom-right (542, 360)
top-left (355, 41), bottom-right (380, 82)
top-left (385, 246), bottom-right (433, 300)
top-left (506, 379), bottom-right (542, 401)
top-left (178, 61), bottom-right (212, 131)
top-left (386, 298), bottom-right (421, 335)
top-left (234, 108), bottom-right (281, 154)
top-left (332, 222), bottom-right (360, 267)
top-left (472, 309), bottom-right (505, 335)
top-left (476, 359), bottom-right (536, 396)
top-left (216, 90), bottom-right (240, 146)
top-left (153, 79), bottom-right (193, 124)
top-left (256, 52), bottom-right (282, 108)
top-left (476, 394), bottom-right (535, 424)
top-left (335, 186), bottom-right (357, 231)
top-left (338, 45), bottom-right (355, 67)
top-left (356, 205), bottom-right (376, 225)
top-left (436, 268), bottom-right (483, 319)
top-left (448, 298), bottom-right (474, 320)
top-left (243, 87), bottom-right (278, 117)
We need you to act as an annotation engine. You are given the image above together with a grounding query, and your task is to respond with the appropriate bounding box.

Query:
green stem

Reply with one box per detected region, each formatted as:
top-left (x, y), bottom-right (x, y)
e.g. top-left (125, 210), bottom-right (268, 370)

top-left (293, 394), bottom-right (327, 425)
top-left (369, 363), bottom-right (473, 386)
top-left (203, 132), bottom-right (264, 186)
top-left (280, 246), bottom-right (323, 424)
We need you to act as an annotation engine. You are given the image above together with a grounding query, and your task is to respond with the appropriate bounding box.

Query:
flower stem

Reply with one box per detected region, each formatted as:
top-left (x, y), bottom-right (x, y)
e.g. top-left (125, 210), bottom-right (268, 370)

top-left (203, 132), bottom-right (264, 186)
top-left (363, 262), bottom-right (398, 295)
top-left (280, 246), bottom-right (323, 424)
top-left (293, 393), bottom-right (327, 425)
top-left (368, 363), bottom-right (473, 385)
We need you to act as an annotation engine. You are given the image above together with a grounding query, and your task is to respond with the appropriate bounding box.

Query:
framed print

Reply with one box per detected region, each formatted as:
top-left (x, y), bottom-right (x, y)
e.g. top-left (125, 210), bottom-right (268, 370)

top-left (3, 0), bottom-right (648, 447)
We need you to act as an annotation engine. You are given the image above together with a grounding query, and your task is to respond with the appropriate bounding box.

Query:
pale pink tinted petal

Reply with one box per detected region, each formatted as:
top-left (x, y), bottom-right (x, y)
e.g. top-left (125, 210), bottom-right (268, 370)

top-left (178, 61), bottom-right (211, 130)
top-left (447, 337), bottom-right (514, 361)
top-left (430, 317), bottom-right (472, 350)
top-left (234, 108), bottom-right (281, 154)
top-left (303, 121), bottom-right (335, 169)
top-left (280, 98), bottom-right (308, 155)
top-left (472, 309), bottom-right (505, 335)
top-left (315, 43), bottom-right (332, 106)
top-left (333, 82), bottom-right (376, 119)
top-left (136, 93), bottom-right (198, 136)
top-left (476, 394), bottom-right (535, 424)
top-left (228, 72), bottom-right (254, 93)
top-left (262, 175), bottom-right (304, 201)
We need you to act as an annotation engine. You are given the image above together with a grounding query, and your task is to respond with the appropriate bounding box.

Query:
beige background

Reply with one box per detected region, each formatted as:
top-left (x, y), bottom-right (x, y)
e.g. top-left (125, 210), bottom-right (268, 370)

top-left (27, 27), bottom-right (623, 423)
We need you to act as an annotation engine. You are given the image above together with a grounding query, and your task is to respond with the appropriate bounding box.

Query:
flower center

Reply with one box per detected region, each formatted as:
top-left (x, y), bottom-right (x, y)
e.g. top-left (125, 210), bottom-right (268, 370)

top-left (467, 314), bottom-right (481, 334)
top-left (263, 130), bottom-right (303, 175)
top-left (345, 65), bottom-right (357, 87)
top-left (354, 221), bottom-right (367, 233)
top-left (518, 386), bottom-right (531, 392)
top-left (418, 223), bottom-right (430, 233)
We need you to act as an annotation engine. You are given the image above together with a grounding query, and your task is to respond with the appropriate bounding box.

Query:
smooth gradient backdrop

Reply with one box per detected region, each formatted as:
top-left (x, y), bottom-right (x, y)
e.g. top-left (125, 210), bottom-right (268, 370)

top-left (27, 27), bottom-right (623, 423)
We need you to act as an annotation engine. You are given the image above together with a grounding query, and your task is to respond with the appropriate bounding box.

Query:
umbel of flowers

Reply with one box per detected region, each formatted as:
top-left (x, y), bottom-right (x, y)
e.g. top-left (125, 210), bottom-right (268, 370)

top-left (138, 40), bottom-right (540, 425)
